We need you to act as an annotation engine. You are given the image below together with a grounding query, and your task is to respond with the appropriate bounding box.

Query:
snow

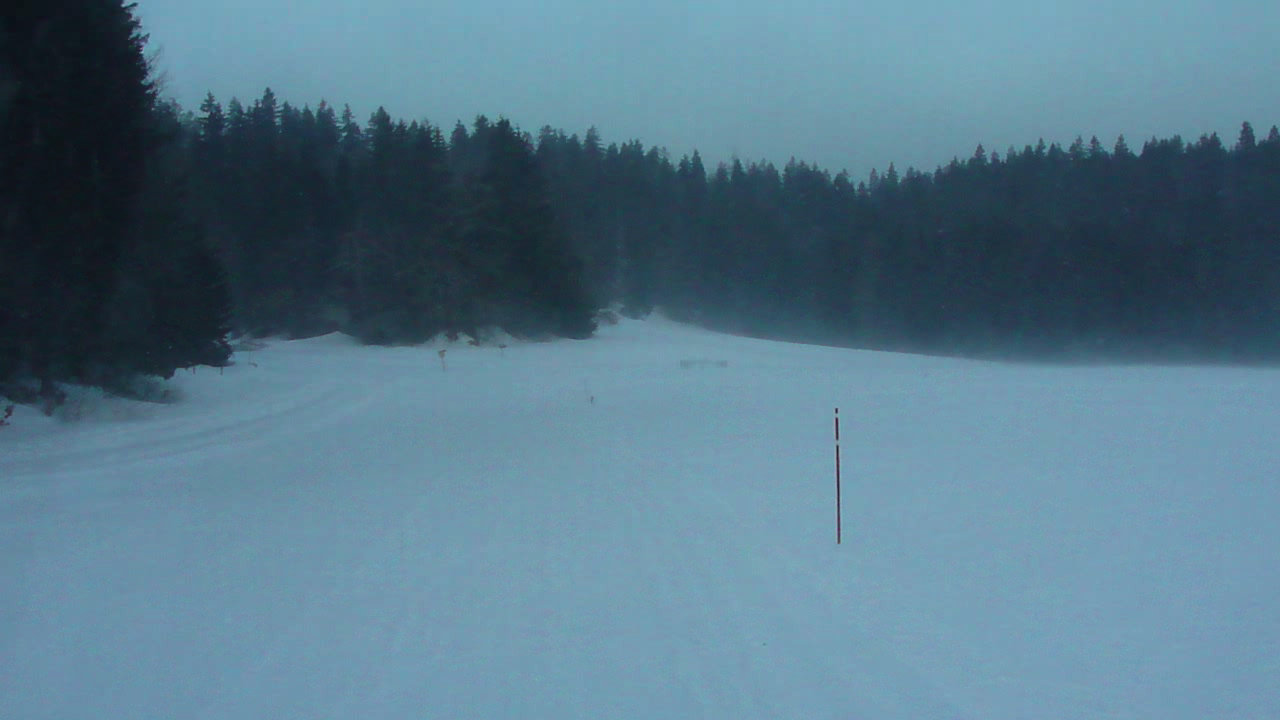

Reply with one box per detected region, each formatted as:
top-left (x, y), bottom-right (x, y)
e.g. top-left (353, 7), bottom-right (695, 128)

top-left (2, 317), bottom-right (1278, 719)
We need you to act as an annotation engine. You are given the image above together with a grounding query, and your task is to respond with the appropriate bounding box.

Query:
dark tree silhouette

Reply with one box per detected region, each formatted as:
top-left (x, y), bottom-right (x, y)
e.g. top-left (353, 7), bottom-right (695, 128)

top-left (2, 0), bottom-right (230, 396)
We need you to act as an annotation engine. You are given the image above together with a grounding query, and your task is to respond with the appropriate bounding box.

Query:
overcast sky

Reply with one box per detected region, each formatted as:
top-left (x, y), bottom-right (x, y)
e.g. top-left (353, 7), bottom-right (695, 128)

top-left (133, 0), bottom-right (1279, 179)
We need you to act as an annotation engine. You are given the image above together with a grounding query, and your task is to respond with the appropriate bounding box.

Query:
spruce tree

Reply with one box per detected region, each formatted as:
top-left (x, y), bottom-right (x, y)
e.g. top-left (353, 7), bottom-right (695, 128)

top-left (2, 0), bottom-right (154, 386)
top-left (2, 2), bottom-right (232, 391)
top-left (476, 119), bottom-right (596, 338)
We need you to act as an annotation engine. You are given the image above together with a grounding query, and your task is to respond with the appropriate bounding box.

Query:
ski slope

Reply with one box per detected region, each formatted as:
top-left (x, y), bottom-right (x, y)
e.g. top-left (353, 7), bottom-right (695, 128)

top-left (3, 317), bottom-right (1278, 719)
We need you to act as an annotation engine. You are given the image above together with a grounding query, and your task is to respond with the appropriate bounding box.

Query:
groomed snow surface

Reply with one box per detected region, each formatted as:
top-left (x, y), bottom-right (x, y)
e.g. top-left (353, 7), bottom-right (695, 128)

top-left (3, 317), bottom-right (1278, 719)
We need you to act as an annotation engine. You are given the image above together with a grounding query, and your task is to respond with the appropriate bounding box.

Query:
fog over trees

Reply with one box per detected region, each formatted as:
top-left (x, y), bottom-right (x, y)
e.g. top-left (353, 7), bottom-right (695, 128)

top-left (180, 89), bottom-right (1280, 362)
top-left (5, 1), bottom-right (1280, 404)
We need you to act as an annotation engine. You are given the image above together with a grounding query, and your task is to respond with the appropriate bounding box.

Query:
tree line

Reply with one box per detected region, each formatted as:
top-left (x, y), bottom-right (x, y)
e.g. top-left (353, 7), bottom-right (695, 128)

top-left (5, 1), bottom-right (1280, 405)
top-left (534, 123), bottom-right (1280, 361)
top-left (187, 93), bottom-right (595, 343)
top-left (183, 88), bottom-right (1280, 362)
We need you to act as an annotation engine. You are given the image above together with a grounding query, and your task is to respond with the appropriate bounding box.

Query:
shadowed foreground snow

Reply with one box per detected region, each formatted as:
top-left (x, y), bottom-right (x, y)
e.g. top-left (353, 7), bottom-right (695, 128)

top-left (3, 318), bottom-right (1278, 719)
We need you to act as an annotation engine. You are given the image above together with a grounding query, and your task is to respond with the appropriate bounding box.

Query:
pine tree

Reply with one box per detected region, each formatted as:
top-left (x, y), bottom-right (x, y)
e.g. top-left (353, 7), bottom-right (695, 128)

top-left (1113, 134), bottom-right (1133, 159)
top-left (474, 119), bottom-right (596, 338)
top-left (2, 0), bottom-right (155, 386)
top-left (1237, 121), bottom-right (1257, 152)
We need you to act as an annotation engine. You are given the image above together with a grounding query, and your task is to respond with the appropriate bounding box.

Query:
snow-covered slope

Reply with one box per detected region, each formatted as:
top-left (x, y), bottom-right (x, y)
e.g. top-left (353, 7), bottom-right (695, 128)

top-left (3, 318), bottom-right (1278, 719)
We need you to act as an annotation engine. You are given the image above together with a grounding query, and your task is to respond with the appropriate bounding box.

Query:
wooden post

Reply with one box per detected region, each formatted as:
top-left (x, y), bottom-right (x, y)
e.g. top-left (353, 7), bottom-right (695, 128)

top-left (835, 407), bottom-right (842, 545)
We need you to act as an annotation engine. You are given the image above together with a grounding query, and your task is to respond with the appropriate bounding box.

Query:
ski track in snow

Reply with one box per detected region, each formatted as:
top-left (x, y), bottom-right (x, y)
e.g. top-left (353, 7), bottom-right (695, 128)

top-left (3, 318), bottom-right (1279, 719)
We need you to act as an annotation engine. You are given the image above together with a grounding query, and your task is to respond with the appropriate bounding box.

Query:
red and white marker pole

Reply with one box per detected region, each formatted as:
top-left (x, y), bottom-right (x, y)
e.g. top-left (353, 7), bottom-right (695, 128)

top-left (835, 407), bottom-right (842, 545)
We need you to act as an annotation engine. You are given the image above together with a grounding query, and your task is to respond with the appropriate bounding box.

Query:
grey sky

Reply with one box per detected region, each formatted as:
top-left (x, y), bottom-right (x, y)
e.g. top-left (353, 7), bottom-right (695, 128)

top-left (134, 0), bottom-right (1280, 179)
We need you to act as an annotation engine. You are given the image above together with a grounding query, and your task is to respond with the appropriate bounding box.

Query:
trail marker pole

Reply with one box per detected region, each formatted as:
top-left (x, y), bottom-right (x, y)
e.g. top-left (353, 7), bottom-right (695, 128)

top-left (835, 407), bottom-right (842, 545)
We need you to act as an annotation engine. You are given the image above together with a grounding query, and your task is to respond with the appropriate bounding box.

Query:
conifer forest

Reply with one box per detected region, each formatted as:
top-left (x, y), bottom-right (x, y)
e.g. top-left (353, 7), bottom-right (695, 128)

top-left (4, 1), bottom-right (1280, 399)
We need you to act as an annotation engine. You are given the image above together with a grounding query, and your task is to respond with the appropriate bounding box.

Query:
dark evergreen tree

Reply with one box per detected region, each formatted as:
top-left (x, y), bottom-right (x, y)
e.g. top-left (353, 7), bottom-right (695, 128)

top-left (2, 0), bottom-right (228, 394)
top-left (469, 118), bottom-right (595, 338)
top-left (101, 99), bottom-right (232, 381)
top-left (344, 110), bottom-right (456, 343)
top-left (1237, 121), bottom-right (1257, 152)
top-left (1, 0), bottom-right (154, 385)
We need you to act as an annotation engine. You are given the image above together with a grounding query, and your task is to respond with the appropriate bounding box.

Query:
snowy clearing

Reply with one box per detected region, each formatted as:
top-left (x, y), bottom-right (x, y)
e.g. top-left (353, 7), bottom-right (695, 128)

top-left (2, 318), bottom-right (1278, 719)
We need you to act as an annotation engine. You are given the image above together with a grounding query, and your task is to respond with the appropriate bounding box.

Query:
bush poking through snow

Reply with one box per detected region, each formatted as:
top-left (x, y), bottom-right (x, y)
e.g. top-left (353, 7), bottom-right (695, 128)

top-left (0, 404), bottom-right (13, 428)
